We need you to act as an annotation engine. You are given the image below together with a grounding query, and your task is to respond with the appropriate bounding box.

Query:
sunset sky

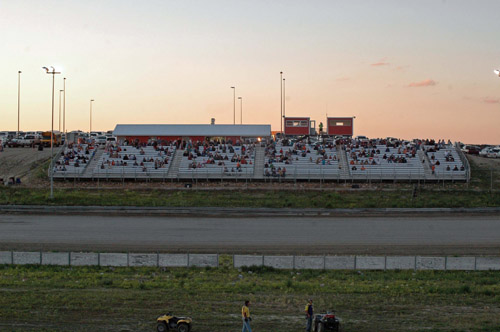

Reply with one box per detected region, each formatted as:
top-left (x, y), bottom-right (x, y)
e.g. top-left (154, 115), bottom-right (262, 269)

top-left (1, 0), bottom-right (499, 143)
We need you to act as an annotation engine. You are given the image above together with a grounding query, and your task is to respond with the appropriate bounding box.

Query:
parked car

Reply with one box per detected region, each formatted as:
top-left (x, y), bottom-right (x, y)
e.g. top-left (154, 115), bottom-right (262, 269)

top-left (96, 135), bottom-right (107, 145)
top-left (355, 135), bottom-right (369, 142)
top-left (486, 147), bottom-right (500, 158)
top-left (461, 145), bottom-right (481, 155)
top-left (479, 147), bottom-right (493, 157)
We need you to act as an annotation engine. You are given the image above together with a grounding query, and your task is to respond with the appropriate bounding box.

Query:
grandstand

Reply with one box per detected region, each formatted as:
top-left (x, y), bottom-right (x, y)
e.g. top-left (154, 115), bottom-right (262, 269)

top-left (52, 136), bottom-right (469, 182)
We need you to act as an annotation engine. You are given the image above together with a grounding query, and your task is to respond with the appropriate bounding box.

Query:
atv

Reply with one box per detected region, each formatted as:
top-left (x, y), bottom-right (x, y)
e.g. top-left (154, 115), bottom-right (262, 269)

top-left (156, 313), bottom-right (192, 332)
top-left (313, 311), bottom-right (341, 332)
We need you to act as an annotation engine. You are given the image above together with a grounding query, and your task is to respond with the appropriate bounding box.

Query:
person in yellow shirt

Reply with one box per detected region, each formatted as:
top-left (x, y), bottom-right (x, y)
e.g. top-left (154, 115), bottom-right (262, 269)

top-left (305, 298), bottom-right (314, 332)
top-left (242, 300), bottom-right (252, 332)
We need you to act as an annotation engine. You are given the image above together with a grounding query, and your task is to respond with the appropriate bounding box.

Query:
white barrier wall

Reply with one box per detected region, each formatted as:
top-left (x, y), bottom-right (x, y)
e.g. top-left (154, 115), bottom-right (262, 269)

top-left (2, 252), bottom-right (500, 271)
top-left (13, 252), bottom-right (40, 265)
top-left (356, 256), bottom-right (386, 270)
top-left (189, 254), bottom-right (218, 267)
top-left (159, 254), bottom-right (188, 267)
top-left (264, 256), bottom-right (294, 269)
top-left (0, 251), bottom-right (12, 264)
top-left (234, 255), bottom-right (263, 268)
top-left (71, 252), bottom-right (99, 266)
top-left (100, 253), bottom-right (128, 267)
top-left (417, 257), bottom-right (446, 270)
top-left (386, 256), bottom-right (415, 270)
top-left (325, 256), bottom-right (355, 270)
top-left (129, 253), bottom-right (157, 267)
top-left (42, 252), bottom-right (69, 266)
top-left (476, 257), bottom-right (500, 270)
top-left (295, 256), bottom-right (324, 270)
top-left (446, 257), bottom-right (475, 271)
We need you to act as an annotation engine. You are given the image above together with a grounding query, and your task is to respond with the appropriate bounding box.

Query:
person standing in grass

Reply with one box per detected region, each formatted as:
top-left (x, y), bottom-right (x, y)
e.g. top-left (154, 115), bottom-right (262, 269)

top-left (242, 300), bottom-right (252, 332)
top-left (305, 298), bottom-right (314, 332)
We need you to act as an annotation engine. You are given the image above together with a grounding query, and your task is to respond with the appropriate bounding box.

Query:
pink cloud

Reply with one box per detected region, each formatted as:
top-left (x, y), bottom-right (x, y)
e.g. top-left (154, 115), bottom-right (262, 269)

top-left (483, 97), bottom-right (500, 104)
top-left (408, 79), bottom-right (437, 87)
top-left (395, 65), bottom-right (410, 71)
top-left (371, 62), bottom-right (390, 66)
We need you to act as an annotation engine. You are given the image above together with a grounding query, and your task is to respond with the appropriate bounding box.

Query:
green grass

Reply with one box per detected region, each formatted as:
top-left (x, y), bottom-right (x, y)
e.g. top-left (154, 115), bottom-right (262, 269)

top-left (0, 263), bottom-right (499, 331)
top-left (1, 186), bottom-right (500, 208)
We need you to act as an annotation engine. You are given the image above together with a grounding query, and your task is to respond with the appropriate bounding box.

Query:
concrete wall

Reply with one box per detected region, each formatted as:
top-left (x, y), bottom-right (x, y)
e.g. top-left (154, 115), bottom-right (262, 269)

top-left (129, 253), bottom-right (157, 267)
top-left (325, 256), bottom-right (355, 270)
top-left (71, 252), bottom-right (99, 266)
top-left (264, 256), bottom-right (294, 269)
top-left (356, 256), bottom-right (386, 270)
top-left (159, 254), bottom-right (188, 267)
top-left (476, 257), bottom-right (500, 271)
top-left (13, 251), bottom-right (40, 265)
top-left (100, 253), bottom-right (128, 267)
top-left (386, 256), bottom-right (415, 270)
top-left (189, 254), bottom-right (218, 267)
top-left (446, 257), bottom-right (475, 271)
top-left (42, 252), bottom-right (69, 266)
top-left (0, 251), bottom-right (12, 264)
top-left (295, 256), bottom-right (324, 270)
top-left (234, 255), bottom-right (263, 268)
top-left (416, 257), bottom-right (446, 270)
top-left (2, 251), bottom-right (500, 271)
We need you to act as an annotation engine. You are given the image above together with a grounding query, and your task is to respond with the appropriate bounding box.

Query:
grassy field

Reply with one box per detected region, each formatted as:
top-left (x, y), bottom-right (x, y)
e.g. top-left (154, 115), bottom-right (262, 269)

top-left (1, 186), bottom-right (500, 208)
top-left (1, 259), bottom-right (499, 332)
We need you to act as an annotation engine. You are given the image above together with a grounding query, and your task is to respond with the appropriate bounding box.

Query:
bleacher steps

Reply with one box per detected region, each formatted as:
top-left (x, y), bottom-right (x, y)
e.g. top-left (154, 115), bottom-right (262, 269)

top-left (418, 150), bottom-right (435, 180)
top-left (337, 144), bottom-right (350, 180)
top-left (167, 149), bottom-right (183, 178)
top-left (84, 148), bottom-right (104, 178)
top-left (253, 146), bottom-right (265, 179)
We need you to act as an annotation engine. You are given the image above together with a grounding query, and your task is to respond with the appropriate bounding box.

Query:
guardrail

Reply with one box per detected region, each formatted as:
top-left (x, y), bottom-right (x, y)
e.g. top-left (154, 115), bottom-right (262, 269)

top-left (1, 251), bottom-right (499, 271)
top-left (455, 142), bottom-right (471, 182)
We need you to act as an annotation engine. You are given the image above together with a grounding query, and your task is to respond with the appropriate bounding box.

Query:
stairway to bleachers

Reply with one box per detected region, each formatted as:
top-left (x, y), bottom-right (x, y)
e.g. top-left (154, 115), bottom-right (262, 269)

top-left (253, 146), bottom-right (265, 179)
top-left (166, 149), bottom-right (183, 178)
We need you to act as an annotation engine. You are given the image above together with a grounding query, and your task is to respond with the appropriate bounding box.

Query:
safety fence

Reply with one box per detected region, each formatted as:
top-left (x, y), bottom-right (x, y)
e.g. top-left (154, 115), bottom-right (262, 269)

top-left (1, 251), bottom-right (500, 271)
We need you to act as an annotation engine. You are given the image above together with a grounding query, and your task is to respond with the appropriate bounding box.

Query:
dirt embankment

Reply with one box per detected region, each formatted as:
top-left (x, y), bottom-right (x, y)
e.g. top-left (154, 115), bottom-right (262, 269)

top-left (0, 147), bottom-right (54, 182)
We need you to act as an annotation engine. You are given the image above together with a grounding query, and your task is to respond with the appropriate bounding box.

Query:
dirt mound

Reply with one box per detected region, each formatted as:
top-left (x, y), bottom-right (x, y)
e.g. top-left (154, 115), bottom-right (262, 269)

top-left (0, 147), bottom-right (54, 183)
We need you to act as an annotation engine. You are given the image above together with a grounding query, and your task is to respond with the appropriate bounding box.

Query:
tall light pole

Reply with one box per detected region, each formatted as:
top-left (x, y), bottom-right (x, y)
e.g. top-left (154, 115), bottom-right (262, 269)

top-left (63, 77), bottom-right (66, 135)
top-left (58, 90), bottom-right (63, 132)
top-left (17, 71), bottom-right (21, 138)
top-left (42, 66), bottom-right (61, 200)
top-left (280, 71), bottom-right (283, 137)
top-left (90, 99), bottom-right (94, 137)
top-left (238, 97), bottom-right (243, 124)
top-left (283, 78), bottom-right (286, 125)
top-left (231, 86), bottom-right (235, 125)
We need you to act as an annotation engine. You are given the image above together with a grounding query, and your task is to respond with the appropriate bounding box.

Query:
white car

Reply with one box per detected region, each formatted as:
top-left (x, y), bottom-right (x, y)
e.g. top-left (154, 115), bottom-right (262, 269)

top-left (355, 135), bottom-right (369, 143)
top-left (486, 147), bottom-right (500, 158)
top-left (479, 147), bottom-right (493, 157)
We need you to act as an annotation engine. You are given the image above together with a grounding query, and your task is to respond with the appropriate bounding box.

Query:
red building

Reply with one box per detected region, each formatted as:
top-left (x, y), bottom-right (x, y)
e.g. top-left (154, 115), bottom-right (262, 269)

top-left (284, 117), bottom-right (311, 136)
top-left (327, 117), bottom-right (354, 136)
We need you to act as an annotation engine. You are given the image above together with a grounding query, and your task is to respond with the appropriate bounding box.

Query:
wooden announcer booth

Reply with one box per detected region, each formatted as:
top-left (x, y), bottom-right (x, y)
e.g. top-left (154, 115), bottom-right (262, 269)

top-left (327, 117), bottom-right (354, 137)
top-left (284, 117), bottom-right (316, 136)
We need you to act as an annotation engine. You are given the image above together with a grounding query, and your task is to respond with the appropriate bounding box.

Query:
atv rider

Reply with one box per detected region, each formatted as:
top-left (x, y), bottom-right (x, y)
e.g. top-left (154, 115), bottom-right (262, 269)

top-left (305, 298), bottom-right (314, 332)
top-left (242, 300), bottom-right (252, 332)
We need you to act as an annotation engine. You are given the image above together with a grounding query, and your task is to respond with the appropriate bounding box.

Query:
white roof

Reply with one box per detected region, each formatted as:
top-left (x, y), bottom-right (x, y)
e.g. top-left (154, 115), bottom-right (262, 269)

top-left (113, 124), bottom-right (271, 137)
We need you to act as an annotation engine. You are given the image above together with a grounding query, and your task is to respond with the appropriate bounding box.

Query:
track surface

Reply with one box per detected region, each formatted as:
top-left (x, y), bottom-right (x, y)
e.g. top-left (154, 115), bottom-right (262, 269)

top-left (1, 214), bottom-right (500, 255)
